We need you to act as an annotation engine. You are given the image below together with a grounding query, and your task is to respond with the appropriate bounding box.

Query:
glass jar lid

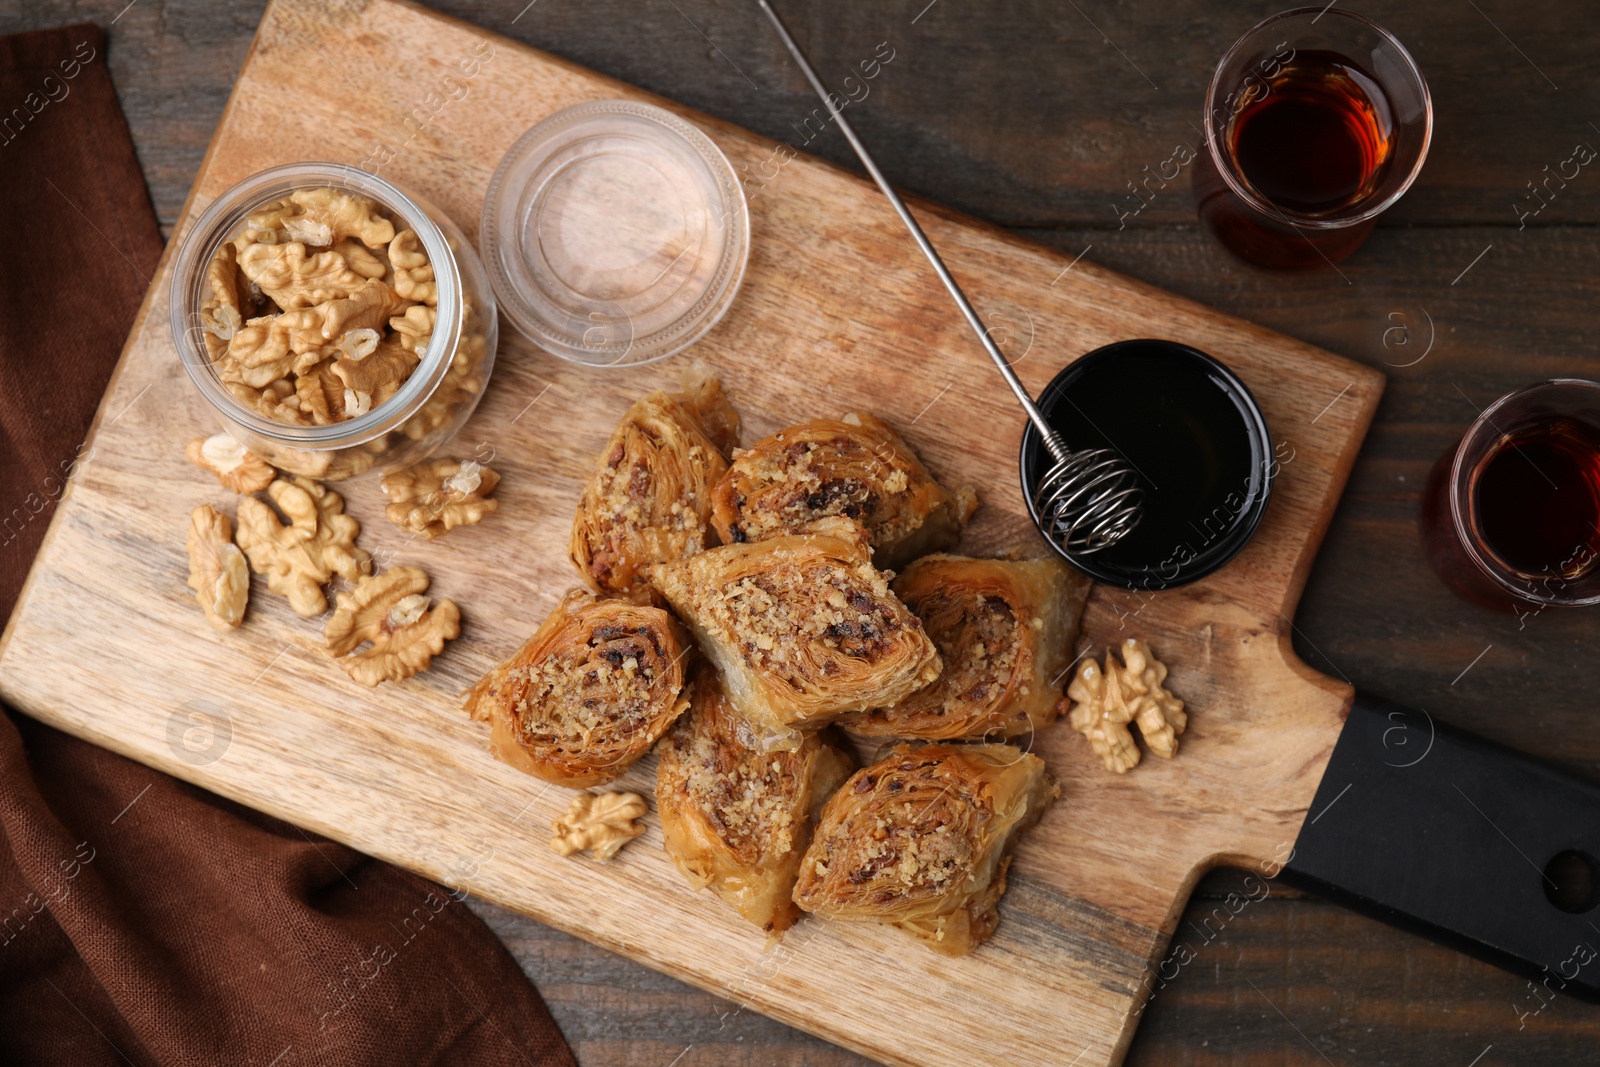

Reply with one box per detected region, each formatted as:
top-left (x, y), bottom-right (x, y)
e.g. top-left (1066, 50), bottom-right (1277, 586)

top-left (482, 100), bottom-right (750, 367)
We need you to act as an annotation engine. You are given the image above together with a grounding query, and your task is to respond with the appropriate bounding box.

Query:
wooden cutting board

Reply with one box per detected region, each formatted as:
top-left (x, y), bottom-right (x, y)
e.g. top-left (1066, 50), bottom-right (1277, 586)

top-left (0, 1), bottom-right (1384, 1063)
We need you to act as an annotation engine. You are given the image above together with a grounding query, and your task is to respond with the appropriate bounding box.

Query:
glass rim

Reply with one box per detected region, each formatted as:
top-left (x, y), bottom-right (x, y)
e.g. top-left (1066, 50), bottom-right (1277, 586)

top-left (1448, 378), bottom-right (1600, 606)
top-left (1203, 6), bottom-right (1433, 230)
top-left (168, 162), bottom-right (464, 450)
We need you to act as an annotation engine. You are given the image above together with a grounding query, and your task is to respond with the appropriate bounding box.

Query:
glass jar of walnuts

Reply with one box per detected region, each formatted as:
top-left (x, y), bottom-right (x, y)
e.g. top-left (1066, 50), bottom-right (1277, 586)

top-left (168, 162), bottom-right (498, 480)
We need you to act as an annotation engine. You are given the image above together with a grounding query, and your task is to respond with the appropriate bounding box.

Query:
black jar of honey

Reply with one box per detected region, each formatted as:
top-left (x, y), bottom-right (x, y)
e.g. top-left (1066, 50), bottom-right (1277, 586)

top-left (1019, 339), bottom-right (1276, 589)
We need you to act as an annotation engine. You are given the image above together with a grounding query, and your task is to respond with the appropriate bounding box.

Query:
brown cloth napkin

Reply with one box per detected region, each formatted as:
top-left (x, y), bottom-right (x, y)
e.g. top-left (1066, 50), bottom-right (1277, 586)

top-left (0, 23), bottom-right (577, 1067)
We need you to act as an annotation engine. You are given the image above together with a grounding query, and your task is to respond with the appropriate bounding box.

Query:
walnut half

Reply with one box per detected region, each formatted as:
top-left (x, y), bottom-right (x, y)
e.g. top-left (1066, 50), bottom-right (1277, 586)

top-left (550, 792), bottom-right (648, 861)
top-left (1064, 638), bottom-right (1187, 774)
top-left (381, 457), bottom-right (500, 539)
top-left (235, 477), bottom-right (370, 617)
top-left (186, 434), bottom-right (276, 494)
top-left (186, 505), bottom-right (249, 630)
top-left (323, 565), bottom-right (460, 686)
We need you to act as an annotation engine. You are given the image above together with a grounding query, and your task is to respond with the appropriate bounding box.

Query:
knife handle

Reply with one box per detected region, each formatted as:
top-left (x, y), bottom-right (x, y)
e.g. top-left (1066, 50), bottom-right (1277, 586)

top-left (1282, 691), bottom-right (1600, 1003)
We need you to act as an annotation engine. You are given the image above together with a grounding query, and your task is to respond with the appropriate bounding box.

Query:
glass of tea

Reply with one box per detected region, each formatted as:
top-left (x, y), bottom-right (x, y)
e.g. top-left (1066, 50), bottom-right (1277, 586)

top-left (1421, 381), bottom-right (1600, 611)
top-left (1194, 8), bottom-right (1432, 269)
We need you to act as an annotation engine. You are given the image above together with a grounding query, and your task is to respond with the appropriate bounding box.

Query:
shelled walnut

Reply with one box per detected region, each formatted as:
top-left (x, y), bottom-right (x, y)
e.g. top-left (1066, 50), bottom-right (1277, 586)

top-left (235, 477), bottom-right (370, 617)
top-left (324, 566), bottom-right (460, 686)
top-left (186, 433), bottom-right (276, 494)
top-left (388, 229), bottom-right (437, 306)
top-left (1064, 638), bottom-right (1187, 774)
top-left (200, 187), bottom-right (431, 428)
top-left (550, 792), bottom-right (648, 861)
top-left (380, 457), bottom-right (500, 539)
top-left (185, 505), bottom-right (249, 630)
top-left (392, 296), bottom-right (486, 446)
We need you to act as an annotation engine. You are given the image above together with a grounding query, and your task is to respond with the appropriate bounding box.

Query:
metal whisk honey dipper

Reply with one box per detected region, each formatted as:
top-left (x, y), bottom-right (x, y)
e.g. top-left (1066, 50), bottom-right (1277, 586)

top-left (757, 0), bottom-right (1143, 555)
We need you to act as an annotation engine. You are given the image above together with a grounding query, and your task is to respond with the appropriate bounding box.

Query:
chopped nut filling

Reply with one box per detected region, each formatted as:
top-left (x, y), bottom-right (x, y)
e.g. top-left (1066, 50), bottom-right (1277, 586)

top-left (710, 413), bottom-right (978, 570)
top-left (509, 624), bottom-right (668, 751)
top-left (897, 590), bottom-right (1019, 723)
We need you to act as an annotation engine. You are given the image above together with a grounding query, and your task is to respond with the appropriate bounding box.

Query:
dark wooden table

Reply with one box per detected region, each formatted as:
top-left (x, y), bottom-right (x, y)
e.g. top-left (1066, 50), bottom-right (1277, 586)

top-left (6, 0), bottom-right (1598, 1062)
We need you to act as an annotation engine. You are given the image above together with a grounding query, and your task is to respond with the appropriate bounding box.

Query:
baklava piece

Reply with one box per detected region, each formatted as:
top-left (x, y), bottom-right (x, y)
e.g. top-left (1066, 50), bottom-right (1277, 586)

top-left (792, 743), bottom-right (1057, 956)
top-left (710, 412), bottom-right (977, 570)
top-left (843, 554), bottom-right (1092, 741)
top-left (570, 375), bottom-right (741, 599)
top-left (657, 673), bottom-right (855, 938)
top-left (463, 591), bottom-right (691, 787)
top-left (646, 517), bottom-right (940, 750)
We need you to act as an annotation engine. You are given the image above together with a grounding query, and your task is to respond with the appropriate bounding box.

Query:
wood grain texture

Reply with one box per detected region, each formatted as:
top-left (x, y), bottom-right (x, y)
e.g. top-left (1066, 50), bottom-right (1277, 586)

top-left (13, 0), bottom-right (1598, 235)
top-left (0, 1), bottom-right (1387, 1065)
top-left (474, 867), bottom-right (1600, 1067)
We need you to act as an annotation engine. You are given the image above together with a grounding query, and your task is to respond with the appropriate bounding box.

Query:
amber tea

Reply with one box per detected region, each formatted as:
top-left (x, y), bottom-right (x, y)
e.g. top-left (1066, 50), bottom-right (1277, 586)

top-left (1196, 9), bottom-right (1431, 269)
top-left (1470, 418), bottom-right (1600, 581)
top-left (1228, 50), bottom-right (1394, 215)
top-left (1421, 382), bottom-right (1600, 610)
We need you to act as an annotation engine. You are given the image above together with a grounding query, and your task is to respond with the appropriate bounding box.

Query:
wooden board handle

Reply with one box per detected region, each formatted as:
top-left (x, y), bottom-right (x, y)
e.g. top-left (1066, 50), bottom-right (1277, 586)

top-left (1284, 692), bottom-right (1600, 1004)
